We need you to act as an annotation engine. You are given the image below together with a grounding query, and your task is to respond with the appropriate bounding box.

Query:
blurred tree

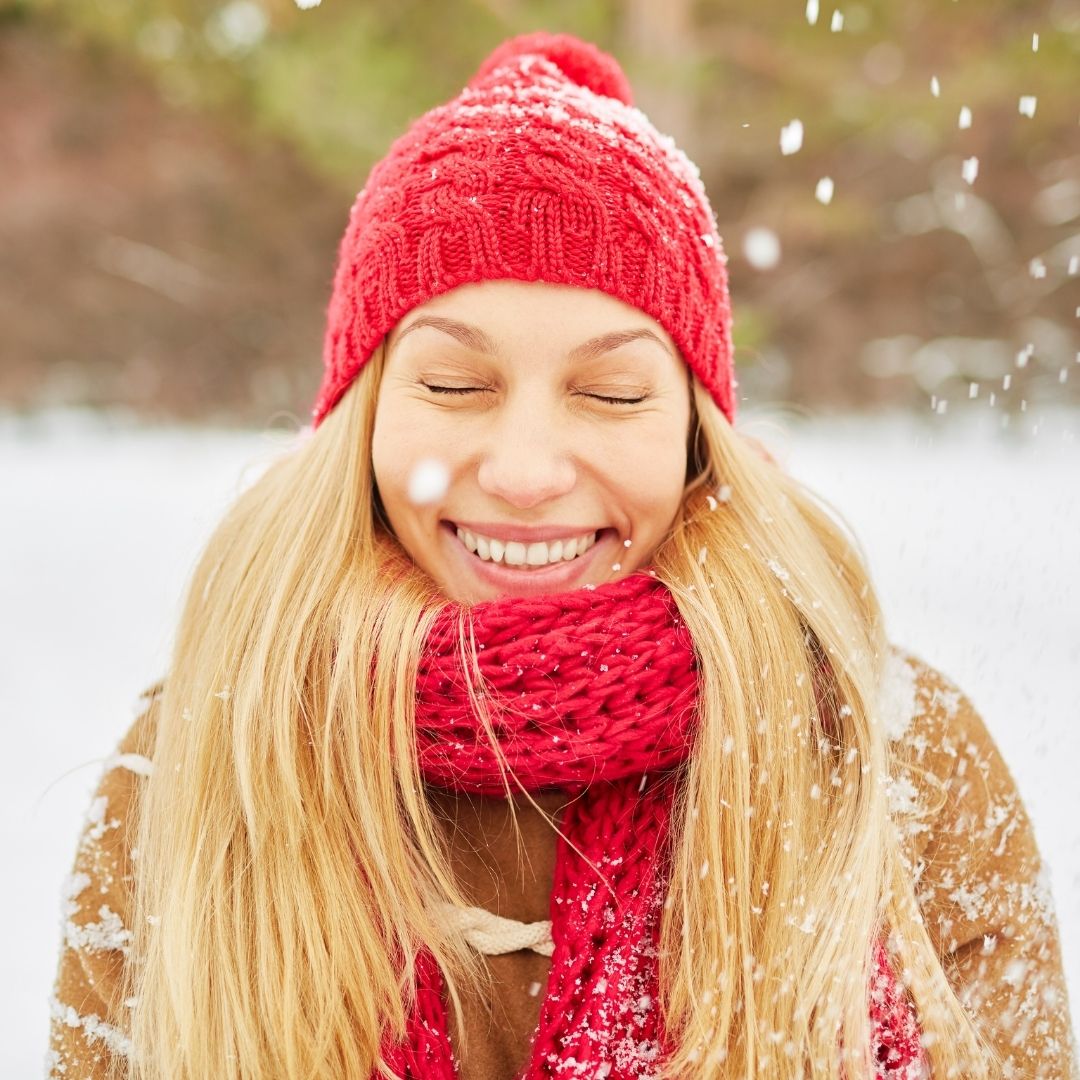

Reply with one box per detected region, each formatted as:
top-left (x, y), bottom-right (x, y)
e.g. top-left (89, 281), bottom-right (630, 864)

top-left (3, 0), bottom-right (1077, 423)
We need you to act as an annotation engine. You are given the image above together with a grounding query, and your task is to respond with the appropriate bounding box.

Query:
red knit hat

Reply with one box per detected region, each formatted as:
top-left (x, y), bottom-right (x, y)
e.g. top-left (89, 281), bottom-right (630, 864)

top-left (312, 31), bottom-right (736, 428)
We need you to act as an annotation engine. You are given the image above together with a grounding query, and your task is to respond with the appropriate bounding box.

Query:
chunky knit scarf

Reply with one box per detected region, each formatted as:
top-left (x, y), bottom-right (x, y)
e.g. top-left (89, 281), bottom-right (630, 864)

top-left (381, 572), bottom-right (925, 1078)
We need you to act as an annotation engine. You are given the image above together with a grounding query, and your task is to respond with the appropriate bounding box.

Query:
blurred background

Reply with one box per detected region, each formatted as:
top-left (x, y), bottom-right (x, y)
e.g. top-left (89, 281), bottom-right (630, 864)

top-left (2, 0), bottom-right (1078, 1074)
top-left (2, 0), bottom-right (1077, 422)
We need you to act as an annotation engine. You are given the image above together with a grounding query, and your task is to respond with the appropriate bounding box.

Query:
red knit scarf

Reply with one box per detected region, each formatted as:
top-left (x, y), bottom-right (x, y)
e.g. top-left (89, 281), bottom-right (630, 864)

top-left (381, 572), bottom-right (925, 1078)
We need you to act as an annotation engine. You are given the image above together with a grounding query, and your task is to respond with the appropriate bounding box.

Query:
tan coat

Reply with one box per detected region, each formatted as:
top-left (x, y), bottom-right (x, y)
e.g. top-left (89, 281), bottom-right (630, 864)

top-left (48, 648), bottom-right (1078, 1078)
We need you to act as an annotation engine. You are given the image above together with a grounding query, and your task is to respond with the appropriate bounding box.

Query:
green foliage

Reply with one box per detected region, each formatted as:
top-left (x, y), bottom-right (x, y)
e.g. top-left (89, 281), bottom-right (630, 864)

top-left (730, 301), bottom-right (770, 360)
top-left (20, 0), bottom-right (1077, 414)
top-left (32, 0), bottom-right (633, 183)
top-left (28, 0), bottom-right (1078, 185)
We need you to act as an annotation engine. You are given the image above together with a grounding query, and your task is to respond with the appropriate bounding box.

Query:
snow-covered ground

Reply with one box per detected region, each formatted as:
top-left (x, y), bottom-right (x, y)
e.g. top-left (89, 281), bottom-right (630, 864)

top-left (3, 404), bottom-right (1077, 1073)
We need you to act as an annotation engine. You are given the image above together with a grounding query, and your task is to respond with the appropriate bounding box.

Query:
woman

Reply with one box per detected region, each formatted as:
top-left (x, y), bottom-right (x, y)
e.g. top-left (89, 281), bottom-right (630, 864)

top-left (48, 31), bottom-right (1076, 1080)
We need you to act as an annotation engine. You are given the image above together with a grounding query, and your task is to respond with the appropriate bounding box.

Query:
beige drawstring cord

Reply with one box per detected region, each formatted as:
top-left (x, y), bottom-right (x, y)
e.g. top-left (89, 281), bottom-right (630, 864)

top-left (434, 902), bottom-right (554, 957)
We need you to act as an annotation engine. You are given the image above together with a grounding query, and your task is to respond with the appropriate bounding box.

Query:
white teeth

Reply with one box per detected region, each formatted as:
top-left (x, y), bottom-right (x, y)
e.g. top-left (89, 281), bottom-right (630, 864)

top-left (455, 527), bottom-right (598, 568)
top-left (525, 542), bottom-right (543, 566)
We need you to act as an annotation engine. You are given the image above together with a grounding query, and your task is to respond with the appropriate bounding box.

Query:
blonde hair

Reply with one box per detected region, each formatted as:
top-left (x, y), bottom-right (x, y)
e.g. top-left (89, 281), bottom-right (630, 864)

top-left (121, 340), bottom-right (999, 1078)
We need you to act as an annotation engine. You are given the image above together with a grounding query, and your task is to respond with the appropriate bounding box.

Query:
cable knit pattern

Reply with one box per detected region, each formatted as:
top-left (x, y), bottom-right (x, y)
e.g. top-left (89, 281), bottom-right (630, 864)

top-left (416, 571), bottom-right (698, 796)
top-left (48, 651), bottom-right (1079, 1078)
top-left (387, 571), bottom-right (925, 1078)
top-left (313, 32), bottom-right (736, 429)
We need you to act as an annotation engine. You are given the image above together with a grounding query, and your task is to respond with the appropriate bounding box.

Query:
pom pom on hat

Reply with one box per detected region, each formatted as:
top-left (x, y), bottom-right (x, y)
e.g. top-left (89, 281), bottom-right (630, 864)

top-left (467, 31), bottom-right (634, 106)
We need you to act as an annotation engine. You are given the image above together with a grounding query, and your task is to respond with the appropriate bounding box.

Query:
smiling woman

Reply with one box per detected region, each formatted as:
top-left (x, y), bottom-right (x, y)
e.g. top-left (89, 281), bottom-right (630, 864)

top-left (47, 29), bottom-right (1076, 1080)
top-left (372, 281), bottom-right (693, 604)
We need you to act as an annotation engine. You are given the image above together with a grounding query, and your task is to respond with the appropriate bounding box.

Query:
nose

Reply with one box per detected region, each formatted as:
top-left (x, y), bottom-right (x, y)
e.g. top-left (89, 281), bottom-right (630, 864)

top-left (475, 399), bottom-right (577, 509)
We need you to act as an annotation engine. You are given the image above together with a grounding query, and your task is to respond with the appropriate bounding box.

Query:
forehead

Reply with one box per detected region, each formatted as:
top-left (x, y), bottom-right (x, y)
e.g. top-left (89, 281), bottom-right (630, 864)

top-left (387, 280), bottom-right (682, 369)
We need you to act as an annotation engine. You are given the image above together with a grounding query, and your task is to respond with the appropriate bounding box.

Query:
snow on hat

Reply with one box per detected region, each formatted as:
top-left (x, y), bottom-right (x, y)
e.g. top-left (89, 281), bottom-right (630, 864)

top-left (312, 30), bottom-right (736, 428)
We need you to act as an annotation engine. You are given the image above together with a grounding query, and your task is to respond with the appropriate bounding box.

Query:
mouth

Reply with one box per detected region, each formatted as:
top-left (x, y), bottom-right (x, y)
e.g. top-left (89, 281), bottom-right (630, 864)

top-left (439, 521), bottom-right (619, 594)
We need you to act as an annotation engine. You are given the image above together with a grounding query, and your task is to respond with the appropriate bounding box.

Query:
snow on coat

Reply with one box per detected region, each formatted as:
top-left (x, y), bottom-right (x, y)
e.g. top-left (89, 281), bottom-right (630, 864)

top-left (46, 648), bottom-right (1078, 1078)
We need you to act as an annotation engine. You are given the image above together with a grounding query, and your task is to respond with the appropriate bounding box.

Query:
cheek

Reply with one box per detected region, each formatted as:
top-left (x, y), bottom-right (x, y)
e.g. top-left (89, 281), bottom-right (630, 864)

top-left (610, 429), bottom-right (687, 492)
top-left (371, 401), bottom-right (463, 530)
top-left (373, 396), bottom-right (456, 465)
top-left (371, 405), bottom-right (421, 515)
top-left (597, 447), bottom-right (684, 545)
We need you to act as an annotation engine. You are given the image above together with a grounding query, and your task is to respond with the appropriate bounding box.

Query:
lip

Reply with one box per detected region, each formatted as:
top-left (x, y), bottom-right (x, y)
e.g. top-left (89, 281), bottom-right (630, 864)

top-left (441, 522), bottom-right (617, 597)
top-left (445, 520), bottom-right (605, 543)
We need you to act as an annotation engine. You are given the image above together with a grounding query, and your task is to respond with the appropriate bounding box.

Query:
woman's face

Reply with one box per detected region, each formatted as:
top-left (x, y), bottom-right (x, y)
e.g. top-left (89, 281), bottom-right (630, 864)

top-left (371, 279), bottom-right (693, 603)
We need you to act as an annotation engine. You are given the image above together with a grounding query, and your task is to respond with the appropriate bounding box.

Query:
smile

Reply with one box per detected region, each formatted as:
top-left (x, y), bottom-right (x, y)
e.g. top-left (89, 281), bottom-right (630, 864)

top-left (440, 522), bottom-right (616, 593)
top-left (453, 525), bottom-right (598, 569)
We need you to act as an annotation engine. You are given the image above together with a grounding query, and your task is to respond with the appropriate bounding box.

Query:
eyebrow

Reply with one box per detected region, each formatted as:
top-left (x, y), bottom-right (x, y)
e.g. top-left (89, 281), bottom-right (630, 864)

top-left (391, 315), bottom-right (674, 365)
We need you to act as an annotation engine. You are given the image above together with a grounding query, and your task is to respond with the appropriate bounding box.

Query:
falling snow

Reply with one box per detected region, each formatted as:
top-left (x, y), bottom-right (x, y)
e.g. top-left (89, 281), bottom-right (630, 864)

top-left (744, 227), bottom-right (781, 270)
top-left (408, 458), bottom-right (450, 504)
top-left (779, 119), bottom-right (804, 155)
top-left (13, 410), bottom-right (1080, 1075)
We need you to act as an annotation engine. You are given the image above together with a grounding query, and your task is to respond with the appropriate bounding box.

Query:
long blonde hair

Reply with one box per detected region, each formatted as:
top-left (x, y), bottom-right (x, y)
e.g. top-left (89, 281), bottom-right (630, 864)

top-left (122, 339), bottom-right (998, 1078)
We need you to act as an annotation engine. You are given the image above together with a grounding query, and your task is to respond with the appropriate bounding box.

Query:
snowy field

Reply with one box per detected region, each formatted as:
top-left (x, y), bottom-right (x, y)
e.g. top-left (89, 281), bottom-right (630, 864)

top-left (3, 404), bottom-right (1078, 1073)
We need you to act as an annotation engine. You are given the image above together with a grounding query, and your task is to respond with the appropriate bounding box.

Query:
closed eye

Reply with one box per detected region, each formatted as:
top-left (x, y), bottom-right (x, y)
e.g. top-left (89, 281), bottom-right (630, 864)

top-left (422, 385), bottom-right (648, 406)
top-left (422, 385), bottom-right (489, 397)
